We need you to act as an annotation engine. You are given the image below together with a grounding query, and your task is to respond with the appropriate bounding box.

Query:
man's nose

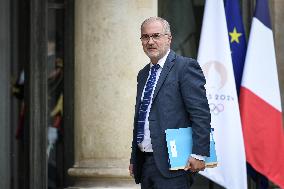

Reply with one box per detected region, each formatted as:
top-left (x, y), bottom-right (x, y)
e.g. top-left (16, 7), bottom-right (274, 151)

top-left (148, 36), bottom-right (155, 44)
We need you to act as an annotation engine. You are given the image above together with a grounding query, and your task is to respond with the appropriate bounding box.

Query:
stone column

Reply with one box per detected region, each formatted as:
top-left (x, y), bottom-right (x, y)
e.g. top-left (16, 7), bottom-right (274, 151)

top-left (266, 4), bottom-right (284, 188)
top-left (68, 0), bottom-right (157, 188)
top-left (272, 0), bottom-right (284, 122)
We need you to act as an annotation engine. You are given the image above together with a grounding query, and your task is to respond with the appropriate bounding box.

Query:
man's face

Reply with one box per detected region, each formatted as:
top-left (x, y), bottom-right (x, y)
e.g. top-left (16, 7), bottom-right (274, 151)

top-left (141, 21), bottom-right (172, 64)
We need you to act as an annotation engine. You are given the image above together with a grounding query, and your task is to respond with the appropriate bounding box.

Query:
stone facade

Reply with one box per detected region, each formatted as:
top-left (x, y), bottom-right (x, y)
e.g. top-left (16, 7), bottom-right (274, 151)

top-left (69, 0), bottom-right (284, 188)
top-left (272, 0), bottom-right (284, 121)
top-left (69, 0), bottom-right (157, 188)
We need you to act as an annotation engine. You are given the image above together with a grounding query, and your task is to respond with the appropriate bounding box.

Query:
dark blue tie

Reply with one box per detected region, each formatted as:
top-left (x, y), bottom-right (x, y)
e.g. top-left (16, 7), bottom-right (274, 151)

top-left (137, 64), bottom-right (160, 144)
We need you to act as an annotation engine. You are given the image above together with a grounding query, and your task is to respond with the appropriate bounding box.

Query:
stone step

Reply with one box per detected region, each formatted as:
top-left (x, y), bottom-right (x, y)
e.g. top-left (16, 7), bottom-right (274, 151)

top-left (67, 178), bottom-right (140, 189)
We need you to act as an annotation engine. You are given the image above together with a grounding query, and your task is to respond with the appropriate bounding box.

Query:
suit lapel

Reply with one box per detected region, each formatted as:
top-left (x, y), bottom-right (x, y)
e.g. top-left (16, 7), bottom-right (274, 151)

top-left (152, 50), bottom-right (176, 102)
top-left (135, 51), bottom-right (176, 114)
top-left (135, 64), bottom-right (150, 114)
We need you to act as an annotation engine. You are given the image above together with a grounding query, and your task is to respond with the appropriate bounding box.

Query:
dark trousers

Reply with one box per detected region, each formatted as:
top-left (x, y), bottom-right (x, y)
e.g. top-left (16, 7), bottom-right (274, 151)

top-left (141, 154), bottom-right (191, 189)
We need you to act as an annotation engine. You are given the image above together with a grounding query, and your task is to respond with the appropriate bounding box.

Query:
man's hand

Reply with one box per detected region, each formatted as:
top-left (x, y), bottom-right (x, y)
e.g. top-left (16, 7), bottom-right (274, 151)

top-left (184, 156), bottom-right (205, 172)
top-left (129, 164), bottom-right (134, 177)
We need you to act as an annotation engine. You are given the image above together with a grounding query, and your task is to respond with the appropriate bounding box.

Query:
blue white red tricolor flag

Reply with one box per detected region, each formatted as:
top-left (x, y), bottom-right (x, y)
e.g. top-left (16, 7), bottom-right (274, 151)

top-left (239, 0), bottom-right (284, 188)
top-left (225, 0), bottom-right (269, 188)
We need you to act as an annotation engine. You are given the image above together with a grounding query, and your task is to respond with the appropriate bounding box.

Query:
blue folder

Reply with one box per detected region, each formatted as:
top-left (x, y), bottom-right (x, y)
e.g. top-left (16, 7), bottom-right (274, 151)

top-left (165, 127), bottom-right (217, 170)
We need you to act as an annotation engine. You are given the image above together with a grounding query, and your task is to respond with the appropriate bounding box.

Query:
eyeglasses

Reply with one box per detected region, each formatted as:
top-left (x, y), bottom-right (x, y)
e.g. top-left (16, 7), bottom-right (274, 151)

top-left (140, 33), bottom-right (169, 42)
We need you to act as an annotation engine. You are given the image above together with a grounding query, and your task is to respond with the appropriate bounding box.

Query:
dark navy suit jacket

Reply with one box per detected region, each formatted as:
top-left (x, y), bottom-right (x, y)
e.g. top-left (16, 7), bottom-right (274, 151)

top-left (130, 50), bottom-right (211, 184)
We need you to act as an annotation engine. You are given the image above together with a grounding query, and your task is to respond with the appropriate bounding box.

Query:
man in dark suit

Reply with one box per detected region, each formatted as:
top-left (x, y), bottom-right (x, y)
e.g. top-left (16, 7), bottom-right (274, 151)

top-left (129, 17), bottom-right (211, 189)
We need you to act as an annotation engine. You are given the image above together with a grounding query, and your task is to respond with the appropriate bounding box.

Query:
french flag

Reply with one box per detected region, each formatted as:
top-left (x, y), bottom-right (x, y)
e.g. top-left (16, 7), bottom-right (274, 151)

top-left (239, 0), bottom-right (284, 188)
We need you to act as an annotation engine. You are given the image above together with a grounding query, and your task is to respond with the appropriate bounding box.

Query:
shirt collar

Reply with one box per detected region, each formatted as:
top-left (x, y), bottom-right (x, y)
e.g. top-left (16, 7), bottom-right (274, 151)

top-left (150, 49), bottom-right (170, 69)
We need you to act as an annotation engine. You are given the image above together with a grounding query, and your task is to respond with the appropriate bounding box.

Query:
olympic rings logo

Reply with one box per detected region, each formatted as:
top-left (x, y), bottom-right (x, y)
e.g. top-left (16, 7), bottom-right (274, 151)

top-left (209, 103), bottom-right (224, 115)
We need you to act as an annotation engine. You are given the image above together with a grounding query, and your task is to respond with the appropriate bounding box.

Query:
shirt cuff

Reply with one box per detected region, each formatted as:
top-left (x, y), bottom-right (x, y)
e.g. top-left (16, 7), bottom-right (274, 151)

top-left (191, 154), bottom-right (205, 161)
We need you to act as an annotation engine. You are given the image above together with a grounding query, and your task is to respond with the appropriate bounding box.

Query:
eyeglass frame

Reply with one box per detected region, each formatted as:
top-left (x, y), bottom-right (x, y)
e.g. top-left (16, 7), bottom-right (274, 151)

top-left (140, 33), bottom-right (170, 43)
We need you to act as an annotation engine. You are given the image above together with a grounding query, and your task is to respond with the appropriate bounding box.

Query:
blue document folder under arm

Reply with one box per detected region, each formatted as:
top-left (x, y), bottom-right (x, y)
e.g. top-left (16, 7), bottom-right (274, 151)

top-left (165, 127), bottom-right (217, 170)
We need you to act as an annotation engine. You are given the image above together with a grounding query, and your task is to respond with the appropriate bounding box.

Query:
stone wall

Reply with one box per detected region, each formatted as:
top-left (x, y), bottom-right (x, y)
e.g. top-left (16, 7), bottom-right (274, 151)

top-left (69, 0), bottom-right (157, 188)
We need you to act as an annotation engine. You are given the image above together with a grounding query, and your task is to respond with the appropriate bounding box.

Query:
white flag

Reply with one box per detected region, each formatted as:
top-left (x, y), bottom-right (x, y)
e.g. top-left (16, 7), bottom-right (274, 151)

top-left (197, 0), bottom-right (247, 188)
